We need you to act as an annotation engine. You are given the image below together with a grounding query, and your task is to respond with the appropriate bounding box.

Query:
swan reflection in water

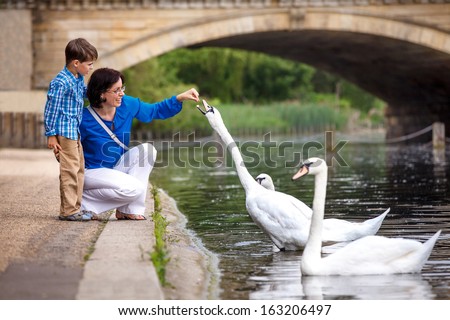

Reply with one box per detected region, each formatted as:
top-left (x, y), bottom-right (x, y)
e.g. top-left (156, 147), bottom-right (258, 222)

top-left (249, 252), bottom-right (434, 300)
top-left (301, 273), bottom-right (434, 300)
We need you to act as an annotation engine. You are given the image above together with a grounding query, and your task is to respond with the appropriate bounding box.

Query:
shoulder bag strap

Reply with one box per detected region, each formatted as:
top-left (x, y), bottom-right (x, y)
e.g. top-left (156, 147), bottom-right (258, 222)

top-left (86, 106), bottom-right (129, 151)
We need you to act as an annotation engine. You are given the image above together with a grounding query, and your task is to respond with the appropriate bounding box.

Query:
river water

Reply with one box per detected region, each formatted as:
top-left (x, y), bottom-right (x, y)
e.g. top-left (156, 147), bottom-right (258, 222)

top-left (150, 133), bottom-right (450, 300)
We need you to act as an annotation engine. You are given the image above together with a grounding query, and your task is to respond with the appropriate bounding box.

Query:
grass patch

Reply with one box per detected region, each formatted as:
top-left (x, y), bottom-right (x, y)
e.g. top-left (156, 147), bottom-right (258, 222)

top-left (134, 98), bottom-right (357, 138)
top-left (149, 186), bottom-right (171, 287)
top-left (83, 213), bottom-right (111, 264)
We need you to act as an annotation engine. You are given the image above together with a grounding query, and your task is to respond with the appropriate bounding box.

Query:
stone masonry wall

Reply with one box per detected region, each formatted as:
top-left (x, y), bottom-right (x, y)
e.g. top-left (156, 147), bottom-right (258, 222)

top-left (0, 10), bottom-right (33, 91)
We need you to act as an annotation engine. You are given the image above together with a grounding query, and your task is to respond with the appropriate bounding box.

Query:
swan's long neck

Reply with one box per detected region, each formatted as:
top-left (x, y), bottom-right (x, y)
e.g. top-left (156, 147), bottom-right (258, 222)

top-left (303, 168), bottom-right (328, 263)
top-left (212, 119), bottom-right (258, 192)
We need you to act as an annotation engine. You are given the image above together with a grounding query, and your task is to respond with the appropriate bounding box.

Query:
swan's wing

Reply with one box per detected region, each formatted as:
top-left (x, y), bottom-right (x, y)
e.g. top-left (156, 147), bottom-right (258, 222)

top-left (323, 236), bottom-right (424, 274)
top-left (246, 193), bottom-right (308, 229)
top-left (362, 208), bottom-right (390, 227)
top-left (323, 219), bottom-right (362, 237)
top-left (332, 236), bottom-right (422, 262)
top-left (246, 191), bottom-right (311, 247)
top-left (322, 218), bottom-right (369, 242)
top-left (322, 208), bottom-right (390, 241)
top-left (273, 191), bottom-right (312, 219)
top-left (287, 196), bottom-right (313, 219)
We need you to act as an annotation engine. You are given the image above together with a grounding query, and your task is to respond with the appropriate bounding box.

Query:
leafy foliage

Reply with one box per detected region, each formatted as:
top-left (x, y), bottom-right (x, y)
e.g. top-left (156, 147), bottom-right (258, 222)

top-left (122, 47), bottom-right (385, 136)
top-left (158, 48), bottom-right (314, 103)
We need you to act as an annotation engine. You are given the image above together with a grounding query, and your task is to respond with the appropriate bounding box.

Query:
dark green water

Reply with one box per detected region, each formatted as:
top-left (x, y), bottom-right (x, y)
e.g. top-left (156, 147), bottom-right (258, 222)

top-left (150, 134), bottom-right (450, 299)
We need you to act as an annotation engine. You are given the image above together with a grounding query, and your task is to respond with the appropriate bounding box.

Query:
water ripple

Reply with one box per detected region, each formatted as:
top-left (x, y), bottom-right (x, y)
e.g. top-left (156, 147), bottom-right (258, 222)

top-left (152, 143), bottom-right (450, 300)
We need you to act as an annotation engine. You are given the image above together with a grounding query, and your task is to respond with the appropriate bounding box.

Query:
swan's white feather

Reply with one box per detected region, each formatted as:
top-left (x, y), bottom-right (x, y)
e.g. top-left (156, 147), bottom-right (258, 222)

top-left (246, 189), bottom-right (311, 250)
top-left (298, 157), bottom-right (441, 276)
top-left (255, 173), bottom-right (389, 242)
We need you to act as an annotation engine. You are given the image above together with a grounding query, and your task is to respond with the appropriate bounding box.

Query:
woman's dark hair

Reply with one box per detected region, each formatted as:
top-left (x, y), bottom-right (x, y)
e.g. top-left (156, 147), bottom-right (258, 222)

top-left (87, 68), bottom-right (125, 108)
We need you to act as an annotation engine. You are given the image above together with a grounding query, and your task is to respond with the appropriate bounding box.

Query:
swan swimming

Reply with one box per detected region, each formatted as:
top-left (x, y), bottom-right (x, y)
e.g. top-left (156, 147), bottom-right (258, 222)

top-left (197, 100), bottom-right (382, 250)
top-left (295, 157), bottom-right (441, 275)
top-left (255, 173), bottom-right (389, 241)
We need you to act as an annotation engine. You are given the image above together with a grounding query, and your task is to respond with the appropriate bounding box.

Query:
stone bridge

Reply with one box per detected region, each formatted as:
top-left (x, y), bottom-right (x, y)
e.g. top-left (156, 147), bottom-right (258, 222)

top-left (1, 0), bottom-right (450, 140)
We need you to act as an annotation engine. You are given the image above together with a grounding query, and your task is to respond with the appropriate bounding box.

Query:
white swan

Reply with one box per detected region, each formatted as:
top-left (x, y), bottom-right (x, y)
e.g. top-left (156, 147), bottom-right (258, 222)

top-left (295, 157), bottom-right (441, 275)
top-left (197, 100), bottom-right (382, 250)
top-left (256, 173), bottom-right (389, 241)
top-left (198, 100), bottom-right (310, 250)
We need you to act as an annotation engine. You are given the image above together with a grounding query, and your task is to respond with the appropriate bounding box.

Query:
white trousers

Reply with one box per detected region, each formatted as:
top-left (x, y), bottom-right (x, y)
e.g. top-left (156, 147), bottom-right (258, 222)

top-left (81, 143), bottom-right (157, 215)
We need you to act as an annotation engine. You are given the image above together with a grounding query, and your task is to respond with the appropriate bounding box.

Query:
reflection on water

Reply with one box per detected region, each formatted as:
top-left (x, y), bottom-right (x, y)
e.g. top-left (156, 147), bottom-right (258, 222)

top-left (302, 274), bottom-right (434, 300)
top-left (151, 138), bottom-right (450, 299)
top-left (249, 250), bottom-right (435, 300)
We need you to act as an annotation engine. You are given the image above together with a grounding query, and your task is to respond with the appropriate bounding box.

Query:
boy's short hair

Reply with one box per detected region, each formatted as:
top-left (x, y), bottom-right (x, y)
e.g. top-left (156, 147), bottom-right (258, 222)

top-left (65, 38), bottom-right (98, 65)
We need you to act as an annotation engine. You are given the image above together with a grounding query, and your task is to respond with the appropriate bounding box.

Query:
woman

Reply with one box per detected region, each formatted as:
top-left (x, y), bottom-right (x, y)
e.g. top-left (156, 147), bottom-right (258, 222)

top-left (79, 67), bottom-right (199, 220)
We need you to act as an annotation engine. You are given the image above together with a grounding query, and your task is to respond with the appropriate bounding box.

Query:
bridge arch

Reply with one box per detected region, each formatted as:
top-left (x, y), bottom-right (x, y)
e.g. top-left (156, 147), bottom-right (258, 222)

top-left (97, 10), bottom-right (450, 70)
top-left (96, 10), bottom-right (291, 70)
top-left (96, 10), bottom-right (449, 139)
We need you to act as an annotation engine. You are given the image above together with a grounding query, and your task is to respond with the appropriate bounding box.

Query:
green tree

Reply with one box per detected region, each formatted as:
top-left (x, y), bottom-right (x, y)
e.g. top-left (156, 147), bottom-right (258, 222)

top-left (158, 48), bottom-right (313, 103)
top-left (122, 47), bottom-right (385, 137)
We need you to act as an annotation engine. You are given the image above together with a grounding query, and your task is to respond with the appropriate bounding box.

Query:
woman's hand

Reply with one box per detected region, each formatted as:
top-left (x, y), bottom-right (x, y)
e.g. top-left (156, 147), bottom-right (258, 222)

top-left (176, 88), bottom-right (200, 103)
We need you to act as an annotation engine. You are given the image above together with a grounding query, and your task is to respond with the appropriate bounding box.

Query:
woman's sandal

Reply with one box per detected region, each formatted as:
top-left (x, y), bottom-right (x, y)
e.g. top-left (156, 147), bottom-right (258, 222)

top-left (115, 210), bottom-right (147, 221)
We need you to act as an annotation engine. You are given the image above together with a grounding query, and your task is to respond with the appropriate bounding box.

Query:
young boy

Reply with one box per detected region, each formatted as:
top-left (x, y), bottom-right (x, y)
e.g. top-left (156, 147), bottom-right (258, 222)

top-left (44, 38), bottom-right (98, 221)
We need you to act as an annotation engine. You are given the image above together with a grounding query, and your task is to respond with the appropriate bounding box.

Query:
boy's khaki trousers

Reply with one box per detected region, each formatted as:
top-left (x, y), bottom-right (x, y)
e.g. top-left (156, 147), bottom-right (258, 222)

top-left (57, 136), bottom-right (84, 217)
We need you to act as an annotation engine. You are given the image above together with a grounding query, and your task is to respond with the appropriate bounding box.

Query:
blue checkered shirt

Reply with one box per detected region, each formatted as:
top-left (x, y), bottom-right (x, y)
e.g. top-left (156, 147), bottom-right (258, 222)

top-left (44, 67), bottom-right (86, 140)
